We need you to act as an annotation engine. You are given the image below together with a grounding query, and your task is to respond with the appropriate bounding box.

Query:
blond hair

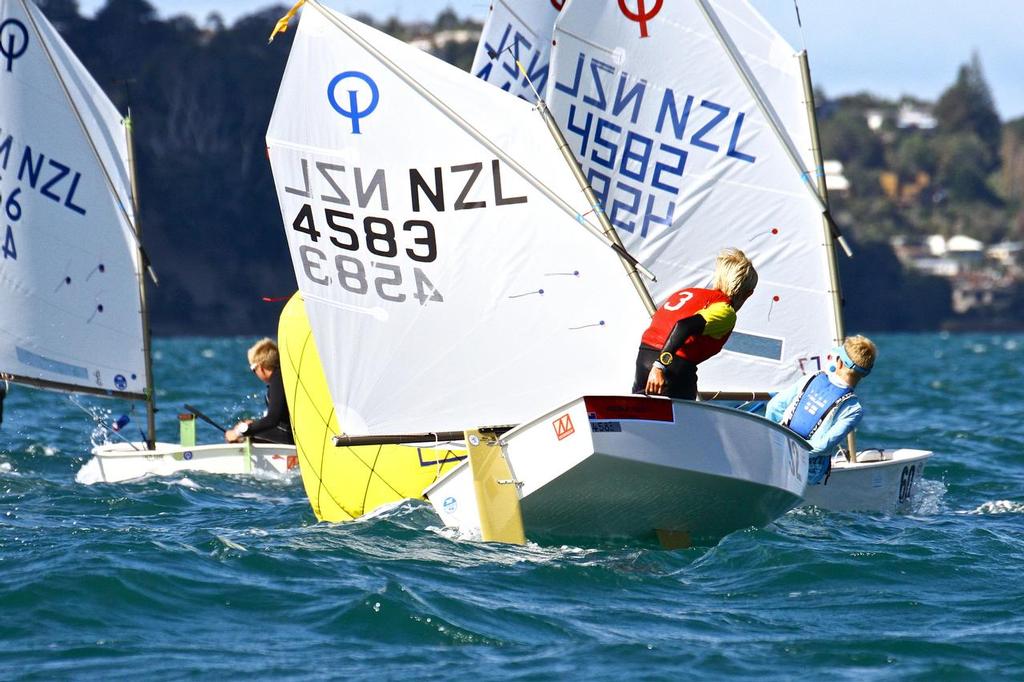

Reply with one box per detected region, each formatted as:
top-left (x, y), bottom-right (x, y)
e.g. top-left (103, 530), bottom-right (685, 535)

top-left (712, 248), bottom-right (758, 300)
top-left (844, 335), bottom-right (877, 371)
top-left (247, 338), bottom-right (280, 371)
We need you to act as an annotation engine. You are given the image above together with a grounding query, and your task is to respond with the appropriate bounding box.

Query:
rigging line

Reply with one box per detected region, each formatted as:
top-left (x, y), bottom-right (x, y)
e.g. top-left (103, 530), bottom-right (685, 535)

top-left (301, 0), bottom-right (654, 284)
top-left (18, 0), bottom-right (147, 257)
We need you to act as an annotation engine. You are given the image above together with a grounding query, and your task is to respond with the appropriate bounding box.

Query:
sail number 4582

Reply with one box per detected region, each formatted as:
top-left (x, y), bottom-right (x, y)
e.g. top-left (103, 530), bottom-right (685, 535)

top-left (291, 204), bottom-right (443, 305)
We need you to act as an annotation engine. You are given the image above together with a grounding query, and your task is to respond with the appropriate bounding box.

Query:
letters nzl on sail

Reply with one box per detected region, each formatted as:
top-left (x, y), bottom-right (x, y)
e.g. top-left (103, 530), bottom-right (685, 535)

top-left (0, 131), bottom-right (90, 218)
top-left (279, 154), bottom-right (529, 308)
top-left (553, 51), bottom-right (759, 239)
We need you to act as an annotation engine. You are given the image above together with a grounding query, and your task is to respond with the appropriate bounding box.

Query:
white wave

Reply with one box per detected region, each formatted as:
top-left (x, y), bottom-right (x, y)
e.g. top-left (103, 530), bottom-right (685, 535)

top-left (168, 476), bottom-right (203, 490)
top-left (911, 478), bottom-right (946, 515)
top-left (960, 500), bottom-right (1024, 515)
top-left (74, 458), bottom-right (104, 485)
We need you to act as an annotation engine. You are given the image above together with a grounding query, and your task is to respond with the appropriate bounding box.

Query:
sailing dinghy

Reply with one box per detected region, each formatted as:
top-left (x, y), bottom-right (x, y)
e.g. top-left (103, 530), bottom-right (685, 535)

top-left (0, 0), bottom-right (295, 483)
top-left (267, 1), bottom-right (810, 547)
top-left (531, 0), bottom-right (932, 513)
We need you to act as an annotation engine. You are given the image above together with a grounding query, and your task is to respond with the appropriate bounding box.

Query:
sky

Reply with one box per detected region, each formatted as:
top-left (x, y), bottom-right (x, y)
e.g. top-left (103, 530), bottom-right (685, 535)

top-left (75, 0), bottom-right (1024, 120)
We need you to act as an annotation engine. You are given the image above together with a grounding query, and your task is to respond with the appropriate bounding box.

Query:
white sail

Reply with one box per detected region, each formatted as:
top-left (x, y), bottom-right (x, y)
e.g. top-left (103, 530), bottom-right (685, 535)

top-left (470, 0), bottom-right (562, 102)
top-left (266, 5), bottom-right (649, 436)
top-left (0, 0), bottom-right (147, 398)
top-left (548, 0), bottom-right (840, 394)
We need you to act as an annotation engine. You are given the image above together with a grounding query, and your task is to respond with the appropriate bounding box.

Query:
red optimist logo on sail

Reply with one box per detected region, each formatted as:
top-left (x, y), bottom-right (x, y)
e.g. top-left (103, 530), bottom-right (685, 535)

top-left (553, 413), bottom-right (575, 440)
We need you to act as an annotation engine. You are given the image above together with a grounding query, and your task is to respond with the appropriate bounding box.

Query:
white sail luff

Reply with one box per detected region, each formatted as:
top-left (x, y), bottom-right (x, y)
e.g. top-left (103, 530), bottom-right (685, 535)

top-left (693, 0), bottom-right (828, 215)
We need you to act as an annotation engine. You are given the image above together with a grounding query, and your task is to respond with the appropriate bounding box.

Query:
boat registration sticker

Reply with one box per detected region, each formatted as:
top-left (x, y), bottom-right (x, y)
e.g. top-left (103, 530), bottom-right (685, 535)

top-left (553, 414), bottom-right (575, 440)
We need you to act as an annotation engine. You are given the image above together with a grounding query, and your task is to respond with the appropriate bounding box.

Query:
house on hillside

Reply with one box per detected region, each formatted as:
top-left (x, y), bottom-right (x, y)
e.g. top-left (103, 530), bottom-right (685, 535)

top-left (894, 234), bottom-right (1018, 314)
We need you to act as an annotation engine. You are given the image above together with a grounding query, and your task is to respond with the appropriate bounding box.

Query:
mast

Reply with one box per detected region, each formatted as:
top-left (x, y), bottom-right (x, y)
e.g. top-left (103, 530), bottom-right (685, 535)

top-left (797, 50), bottom-right (856, 458)
top-left (798, 53), bottom-right (845, 346)
top-left (125, 108), bottom-right (157, 448)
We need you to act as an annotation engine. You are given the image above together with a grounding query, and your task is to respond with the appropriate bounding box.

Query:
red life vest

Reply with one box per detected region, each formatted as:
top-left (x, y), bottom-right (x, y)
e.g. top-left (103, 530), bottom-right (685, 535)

top-left (640, 288), bottom-right (735, 365)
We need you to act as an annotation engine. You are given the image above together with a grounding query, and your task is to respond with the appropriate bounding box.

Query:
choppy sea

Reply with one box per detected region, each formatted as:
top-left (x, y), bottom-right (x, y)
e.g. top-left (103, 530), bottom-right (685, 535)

top-left (1, 334), bottom-right (1022, 679)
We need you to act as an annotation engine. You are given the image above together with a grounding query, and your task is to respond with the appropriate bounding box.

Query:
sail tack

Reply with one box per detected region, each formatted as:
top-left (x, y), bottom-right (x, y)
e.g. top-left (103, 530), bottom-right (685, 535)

top-left (267, 5), bottom-right (650, 436)
top-left (0, 0), bottom-right (147, 398)
top-left (546, 0), bottom-right (840, 393)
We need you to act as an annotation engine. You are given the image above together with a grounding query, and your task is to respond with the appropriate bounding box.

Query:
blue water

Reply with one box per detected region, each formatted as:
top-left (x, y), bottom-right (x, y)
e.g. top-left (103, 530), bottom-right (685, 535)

top-left (2, 334), bottom-right (1022, 679)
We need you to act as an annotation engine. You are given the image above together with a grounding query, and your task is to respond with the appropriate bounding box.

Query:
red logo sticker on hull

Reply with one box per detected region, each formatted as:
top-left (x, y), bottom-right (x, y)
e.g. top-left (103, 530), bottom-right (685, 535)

top-left (553, 413), bottom-right (575, 440)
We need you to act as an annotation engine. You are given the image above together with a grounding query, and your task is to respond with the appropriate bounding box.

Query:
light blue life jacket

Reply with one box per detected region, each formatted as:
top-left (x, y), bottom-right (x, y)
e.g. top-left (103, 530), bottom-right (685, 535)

top-left (783, 372), bottom-right (856, 485)
top-left (783, 372), bottom-right (854, 439)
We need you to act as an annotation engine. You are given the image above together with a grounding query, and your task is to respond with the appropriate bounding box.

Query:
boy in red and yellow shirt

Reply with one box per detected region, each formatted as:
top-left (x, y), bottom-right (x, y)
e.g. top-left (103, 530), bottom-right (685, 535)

top-left (632, 248), bottom-right (758, 400)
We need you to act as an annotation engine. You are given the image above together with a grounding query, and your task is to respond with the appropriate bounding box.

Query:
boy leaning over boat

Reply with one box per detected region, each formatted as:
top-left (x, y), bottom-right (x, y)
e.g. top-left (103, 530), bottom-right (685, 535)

top-left (766, 336), bottom-right (877, 485)
top-left (632, 248), bottom-right (758, 400)
top-left (225, 338), bottom-right (294, 445)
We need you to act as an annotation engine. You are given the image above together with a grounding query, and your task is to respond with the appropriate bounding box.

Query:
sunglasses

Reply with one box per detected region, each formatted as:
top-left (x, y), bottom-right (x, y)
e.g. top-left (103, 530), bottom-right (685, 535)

top-left (250, 363), bottom-right (259, 373)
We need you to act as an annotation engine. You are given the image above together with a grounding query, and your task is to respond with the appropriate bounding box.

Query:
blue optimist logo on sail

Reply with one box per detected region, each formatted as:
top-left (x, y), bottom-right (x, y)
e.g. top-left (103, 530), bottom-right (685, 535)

top-left (0, 18), bottom-right (28, 73)
top-left (327, 71), bottom-right (379, 134)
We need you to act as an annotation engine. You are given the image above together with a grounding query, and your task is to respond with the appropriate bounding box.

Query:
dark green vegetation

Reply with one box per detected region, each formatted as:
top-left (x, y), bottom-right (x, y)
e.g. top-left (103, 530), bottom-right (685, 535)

top-left (35, 0), bottom-right (1020, 333)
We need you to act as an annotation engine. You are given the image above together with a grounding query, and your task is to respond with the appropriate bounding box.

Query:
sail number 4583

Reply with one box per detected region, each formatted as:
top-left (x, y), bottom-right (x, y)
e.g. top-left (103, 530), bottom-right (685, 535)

top-left (291, 204), bottom-right (443, 305)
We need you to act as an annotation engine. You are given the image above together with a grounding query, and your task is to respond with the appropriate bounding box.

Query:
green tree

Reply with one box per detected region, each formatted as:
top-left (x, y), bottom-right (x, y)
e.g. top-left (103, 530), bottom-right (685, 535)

top-left (818, 107), bottom-right (885, 169)
top-left (934, 132), bottom-right (996, 202)
top-left (934, 53), bottom-right (1002, 166)
top-left (890, 132), bottom-right (937, 178)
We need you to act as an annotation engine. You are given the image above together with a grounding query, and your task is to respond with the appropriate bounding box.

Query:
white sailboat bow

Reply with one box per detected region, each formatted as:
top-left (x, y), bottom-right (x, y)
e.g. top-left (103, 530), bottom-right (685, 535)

top-left (0, 0), bottom-right (147, 399)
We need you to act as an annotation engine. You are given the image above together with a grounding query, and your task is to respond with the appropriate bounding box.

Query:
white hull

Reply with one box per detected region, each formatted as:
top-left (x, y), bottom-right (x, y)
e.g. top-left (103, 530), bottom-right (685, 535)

top-left (802, 448), bottom-right (933, 512)
top-left (77, 442), bottom-right (299, 484)
top-left (426, 396), bottom-right (809, 546)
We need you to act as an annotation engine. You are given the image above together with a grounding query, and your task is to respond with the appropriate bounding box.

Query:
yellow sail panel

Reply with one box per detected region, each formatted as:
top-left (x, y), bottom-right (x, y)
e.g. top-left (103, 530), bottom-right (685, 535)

top-left (278, 293), bottom-right (466, 522)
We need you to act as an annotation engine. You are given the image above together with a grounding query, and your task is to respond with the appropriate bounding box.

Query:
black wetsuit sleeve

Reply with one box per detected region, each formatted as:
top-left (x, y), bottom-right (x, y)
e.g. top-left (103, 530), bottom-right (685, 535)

top-left (661, 314), bottom-right (707, 356)
top-left (247, 369), bottom-right (289, 437)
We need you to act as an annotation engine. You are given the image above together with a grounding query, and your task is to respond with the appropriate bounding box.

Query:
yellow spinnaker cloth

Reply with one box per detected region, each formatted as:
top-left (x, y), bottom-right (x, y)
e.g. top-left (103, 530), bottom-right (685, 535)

top-left (278, 293), bottom-right (467, 522)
